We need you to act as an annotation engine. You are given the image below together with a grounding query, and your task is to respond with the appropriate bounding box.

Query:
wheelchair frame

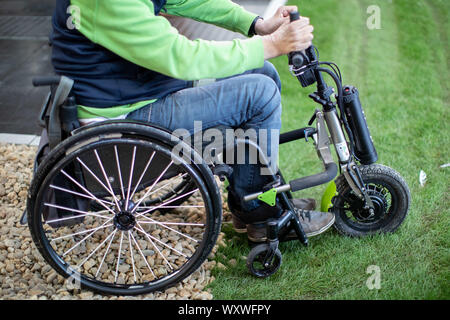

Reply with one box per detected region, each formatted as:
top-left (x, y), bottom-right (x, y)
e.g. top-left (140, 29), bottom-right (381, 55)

top-left (24, 12), bottom-right (410, 290)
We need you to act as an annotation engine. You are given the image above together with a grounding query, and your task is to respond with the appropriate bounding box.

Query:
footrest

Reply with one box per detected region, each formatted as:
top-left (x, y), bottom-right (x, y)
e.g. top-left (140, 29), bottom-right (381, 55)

top-left (289, 162), bottom-right (338, 192)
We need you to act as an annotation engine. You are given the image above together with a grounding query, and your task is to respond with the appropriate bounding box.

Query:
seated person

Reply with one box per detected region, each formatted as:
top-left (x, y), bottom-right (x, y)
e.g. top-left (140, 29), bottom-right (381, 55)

top-left (51, 0), bottom-right (335, 242)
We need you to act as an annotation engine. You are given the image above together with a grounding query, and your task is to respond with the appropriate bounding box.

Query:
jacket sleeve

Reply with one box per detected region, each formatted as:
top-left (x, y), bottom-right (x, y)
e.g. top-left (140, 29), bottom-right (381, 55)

top-left (164, 0), bottom-right (258, 36)
top-left (70, 0), bottom-right (264, 81)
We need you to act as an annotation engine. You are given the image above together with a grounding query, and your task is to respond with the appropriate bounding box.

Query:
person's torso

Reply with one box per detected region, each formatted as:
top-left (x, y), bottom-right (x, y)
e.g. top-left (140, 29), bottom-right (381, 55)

top-left (51, 0), bottom-right (191, 108)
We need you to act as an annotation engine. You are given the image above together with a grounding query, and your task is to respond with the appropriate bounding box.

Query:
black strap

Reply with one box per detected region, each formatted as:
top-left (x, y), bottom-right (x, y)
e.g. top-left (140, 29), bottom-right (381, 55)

top-left (48, 76), bottom-right (74, 149)
top-left (248, 16), bottom-right (263, 37)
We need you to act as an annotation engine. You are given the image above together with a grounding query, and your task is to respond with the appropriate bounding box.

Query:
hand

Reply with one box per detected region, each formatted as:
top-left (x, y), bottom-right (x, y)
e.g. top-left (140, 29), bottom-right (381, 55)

top-left (254, 6), bottom-right (298, 36)
top-left (261, 16), bottom-right (314, 60)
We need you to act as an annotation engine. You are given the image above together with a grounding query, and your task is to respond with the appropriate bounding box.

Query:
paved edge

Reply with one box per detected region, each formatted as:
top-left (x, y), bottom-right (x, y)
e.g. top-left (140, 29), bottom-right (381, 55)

top-left (0, 133), bottom-right (40, 146)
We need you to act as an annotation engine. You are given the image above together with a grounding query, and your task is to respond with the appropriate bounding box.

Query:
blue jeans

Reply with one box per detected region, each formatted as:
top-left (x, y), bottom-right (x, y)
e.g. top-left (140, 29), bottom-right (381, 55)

top-left (127, 61), bottom-right (282, 211)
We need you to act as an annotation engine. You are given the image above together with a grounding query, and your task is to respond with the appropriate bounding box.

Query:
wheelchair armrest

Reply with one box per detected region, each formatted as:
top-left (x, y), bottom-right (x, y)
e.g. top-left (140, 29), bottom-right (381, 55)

top-left (32, 76), bottom-right (61, 87)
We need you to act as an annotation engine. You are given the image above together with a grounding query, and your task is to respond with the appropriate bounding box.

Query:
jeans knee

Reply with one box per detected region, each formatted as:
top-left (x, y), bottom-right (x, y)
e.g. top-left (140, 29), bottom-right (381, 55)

top-left (258, 75), bottom-right (281, 110)
top-left (260, 61), bottom-right (282, 91)
top-left (247, 74), bottom-right (281, 125)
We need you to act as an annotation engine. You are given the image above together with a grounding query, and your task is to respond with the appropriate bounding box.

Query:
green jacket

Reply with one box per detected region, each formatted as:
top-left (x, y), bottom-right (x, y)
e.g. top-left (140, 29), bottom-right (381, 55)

top-left (68, 0), bottom-right (265, 120)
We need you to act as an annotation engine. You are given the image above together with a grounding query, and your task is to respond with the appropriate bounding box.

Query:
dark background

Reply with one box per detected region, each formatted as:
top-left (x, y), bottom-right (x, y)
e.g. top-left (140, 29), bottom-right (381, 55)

top-left (0, 0), bottom-right (55, 135)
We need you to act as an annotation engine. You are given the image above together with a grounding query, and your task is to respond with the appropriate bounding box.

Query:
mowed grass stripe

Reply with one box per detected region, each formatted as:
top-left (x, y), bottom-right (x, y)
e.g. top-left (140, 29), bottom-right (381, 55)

top-left (208, 0), bottom-right (449, 299)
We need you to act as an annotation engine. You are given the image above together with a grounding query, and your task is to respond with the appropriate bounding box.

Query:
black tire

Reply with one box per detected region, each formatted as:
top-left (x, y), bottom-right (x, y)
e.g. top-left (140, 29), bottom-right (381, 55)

top-left (27, 122), bottom-right (222, 295)
top-left (246, 244), bottom-right (282, 278)
top-left (332, 164), bottom-right (410, 237)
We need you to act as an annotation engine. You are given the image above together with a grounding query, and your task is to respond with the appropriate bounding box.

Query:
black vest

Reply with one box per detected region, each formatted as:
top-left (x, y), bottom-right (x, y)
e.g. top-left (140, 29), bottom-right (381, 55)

top-left (51, 0), bottom-right (192, 108)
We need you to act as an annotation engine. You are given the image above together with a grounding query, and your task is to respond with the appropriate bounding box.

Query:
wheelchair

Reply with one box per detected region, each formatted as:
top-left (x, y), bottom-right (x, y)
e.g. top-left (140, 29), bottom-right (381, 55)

top-left (23, 12), bottom-right (411, 296)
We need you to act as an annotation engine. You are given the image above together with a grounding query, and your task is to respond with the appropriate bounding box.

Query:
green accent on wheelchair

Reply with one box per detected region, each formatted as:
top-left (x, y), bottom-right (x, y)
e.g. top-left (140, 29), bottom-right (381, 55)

top-left (320, 181), bottom-right (337, 212)
top-left (257, 188), bottom-right (277, 206)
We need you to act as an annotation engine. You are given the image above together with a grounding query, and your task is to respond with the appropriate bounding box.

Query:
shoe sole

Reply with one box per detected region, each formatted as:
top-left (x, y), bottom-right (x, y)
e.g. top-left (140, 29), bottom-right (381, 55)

top-left (247, 214), bottom-right (336, 243)
top-left (232, 215), bottom-right (248, 234)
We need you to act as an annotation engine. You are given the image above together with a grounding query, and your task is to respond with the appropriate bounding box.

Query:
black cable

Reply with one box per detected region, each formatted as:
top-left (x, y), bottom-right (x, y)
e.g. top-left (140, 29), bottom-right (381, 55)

top-left (313, 45), bottom-right (320, 60)
top-left (320, 62), bottom-right (342, 82)
top-left (329, 62), bottom-right (342, 82)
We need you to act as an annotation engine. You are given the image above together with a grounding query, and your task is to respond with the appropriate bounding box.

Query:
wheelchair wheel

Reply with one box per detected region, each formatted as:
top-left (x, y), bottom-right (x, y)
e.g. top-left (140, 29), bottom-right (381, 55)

top-left (27, 122), bottom-right (222, 295)
top-left (246, 244), bottom-right (282, 278)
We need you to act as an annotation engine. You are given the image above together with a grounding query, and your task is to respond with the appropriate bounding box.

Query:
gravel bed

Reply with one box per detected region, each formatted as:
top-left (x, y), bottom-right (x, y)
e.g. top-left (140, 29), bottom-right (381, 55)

top-left (0, 143), bottom-right (233, 300)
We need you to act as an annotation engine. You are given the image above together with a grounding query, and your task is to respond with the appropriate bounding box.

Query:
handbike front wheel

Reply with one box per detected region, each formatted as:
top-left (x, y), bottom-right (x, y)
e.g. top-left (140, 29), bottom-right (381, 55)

top-left (332, 164), bottom-right (410, 237)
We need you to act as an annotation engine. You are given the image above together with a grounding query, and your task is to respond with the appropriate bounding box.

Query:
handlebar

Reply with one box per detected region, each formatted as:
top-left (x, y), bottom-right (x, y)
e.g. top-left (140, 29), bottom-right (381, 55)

top-left (32, 76), bottom-right (61, 87)
top-left (288, 12), bottom-right (305, 68)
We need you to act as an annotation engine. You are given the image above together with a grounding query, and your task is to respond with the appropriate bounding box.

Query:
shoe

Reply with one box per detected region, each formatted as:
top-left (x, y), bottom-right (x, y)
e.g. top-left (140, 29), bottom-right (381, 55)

top-left (247, 209), bottom-right (335, 243)
top-left (227, 190), bottom-right (247, 233)
top-left (229, 199), bottom-right (283, 232)
top-left (227, 188), bottom-right (284, 232)
top-left (227, 187), bottom-right (317, 234)
top-left (291, 198), bottom-right (316, 211)
top-left (230, 212), bottom-right (247, 234)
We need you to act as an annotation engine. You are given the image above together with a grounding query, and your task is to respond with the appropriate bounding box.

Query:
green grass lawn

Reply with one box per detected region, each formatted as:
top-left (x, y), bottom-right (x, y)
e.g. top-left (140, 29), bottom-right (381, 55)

top-left (208, 0), bottom-right (449, 299)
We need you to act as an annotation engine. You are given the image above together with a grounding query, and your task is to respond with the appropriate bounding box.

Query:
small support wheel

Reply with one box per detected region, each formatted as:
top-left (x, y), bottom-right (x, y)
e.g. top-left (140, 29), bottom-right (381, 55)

top-left (246, 244), bottom-right (282, 278)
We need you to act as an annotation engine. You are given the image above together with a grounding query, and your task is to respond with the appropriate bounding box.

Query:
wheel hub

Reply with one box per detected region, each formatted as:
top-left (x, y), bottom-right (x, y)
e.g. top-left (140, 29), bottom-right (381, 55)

top-left (114, 211), bottom-right (136, 231)
top-left (353, 188), bottom-right (388, 222)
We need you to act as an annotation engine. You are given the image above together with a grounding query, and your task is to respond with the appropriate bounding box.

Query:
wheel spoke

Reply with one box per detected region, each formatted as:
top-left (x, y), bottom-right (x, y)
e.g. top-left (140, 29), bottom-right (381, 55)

top-left (141, 218), bottom-right (199, 243)
top-left (125, 146), bottom-right (137, 210)
top-left (134, 188), bottom-right (199, 218)
top-left (128, 231), bottom-right (137, 283)
top-left (134, 224), bottom-right (175, 270)
top-left (62, 217), bottom-right (114, 257)
top-left (131, 160), bottom-right (174, 213)
top-left (50, 184), bottom-right (114, 207)
top-left (136, 205), bottom-right (203, 210)
top-left (134, 224), bottom-right (187, 258)
top-left (44, 203), bottom-right (111, 223)
top-left (135, 199), bottom-right (201, 244)
top-left (77, 229), bottom-right (116, 269)
top-left (95, 229), bottom-right (117, 278)
top-left (114, 232), bottom-right (124, 283)
top-left (94, 149), bottom-right (121, 211)
top-left (129, 151), bottom-right (156, 201)
top-left (137, 221), bottom-right (205, 227)
top-left (129, 230), bottom-right (155, 278)
top-left (136, 173), bottom-right (188, 205)
top-left (51, 224), bottom-right (113, 241)
top-left (114, 145), bottom-right (126, 200)
top-left (60, 169), bottom-right (116, 215)
top-left (76, 157), bottom-right (120, 207)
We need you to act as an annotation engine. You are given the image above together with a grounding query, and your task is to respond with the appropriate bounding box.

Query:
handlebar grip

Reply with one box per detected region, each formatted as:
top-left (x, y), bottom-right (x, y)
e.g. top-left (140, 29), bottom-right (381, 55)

top-left (289, 11), bottom-right (300, 21)
top-left (32, 76), bottom-right (61, 87)
top-left (288, 12), bottom-right (304, 67)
